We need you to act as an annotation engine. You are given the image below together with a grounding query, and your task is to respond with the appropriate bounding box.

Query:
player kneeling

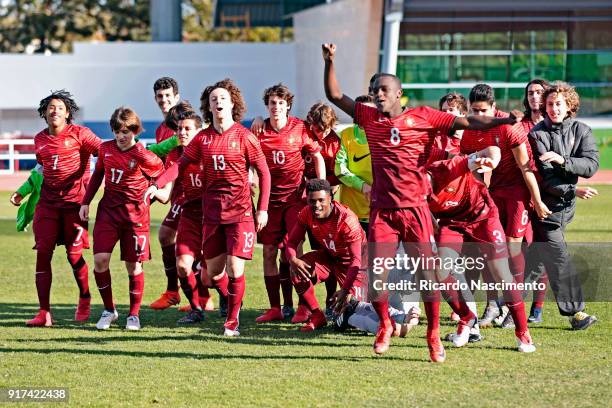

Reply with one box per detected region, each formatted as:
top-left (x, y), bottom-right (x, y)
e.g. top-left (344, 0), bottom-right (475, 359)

top-left (80, 107), bottom-right (164, 331)
top-left (285, 179), bottom-right (367, 332)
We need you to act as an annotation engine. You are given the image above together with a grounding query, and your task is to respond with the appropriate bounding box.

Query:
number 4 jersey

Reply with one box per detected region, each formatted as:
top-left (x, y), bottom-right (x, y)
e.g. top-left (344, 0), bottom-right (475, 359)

top-left (354, 103), bottom-right (456, 209)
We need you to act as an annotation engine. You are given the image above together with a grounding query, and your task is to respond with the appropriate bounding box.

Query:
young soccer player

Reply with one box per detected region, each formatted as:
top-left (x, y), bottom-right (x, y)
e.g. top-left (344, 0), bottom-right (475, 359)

top-left (150, 77), bottom-right (184, 311)
top-left (285, 179), bottom-right (367, 332)
top-left (322, 43), bottom-right (522, 361)
top-left (527, 81), bottom-right (599, 330)
top-left (80, 107), bottom-right (164, 331)
top-left (22, 90), bottom-right (102, 327)
top-left (438, 92), bottom-right (468, 154)
top-left (148, 79), bottom-right (271, 336)
top-left (251, 84), bottom-right (325, 324)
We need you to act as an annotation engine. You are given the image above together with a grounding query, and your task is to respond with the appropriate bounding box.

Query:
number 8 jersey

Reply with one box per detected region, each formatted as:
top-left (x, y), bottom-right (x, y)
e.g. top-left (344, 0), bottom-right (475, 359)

top-left (354, 103), bottom-right (456, 209)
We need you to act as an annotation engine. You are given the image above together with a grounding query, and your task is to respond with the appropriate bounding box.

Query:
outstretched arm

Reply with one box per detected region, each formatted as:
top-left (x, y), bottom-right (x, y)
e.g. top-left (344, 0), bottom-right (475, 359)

top-left (322, 43), bottom-right (356, 118)
top-left (452, 110), bottom-right (524, 131)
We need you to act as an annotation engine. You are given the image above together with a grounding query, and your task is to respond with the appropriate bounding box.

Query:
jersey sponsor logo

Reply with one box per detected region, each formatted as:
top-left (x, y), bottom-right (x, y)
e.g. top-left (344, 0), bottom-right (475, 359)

top-left (352, 152), bottom-right (371, 162)
top-left (517, 227), bottom-right (527, 233)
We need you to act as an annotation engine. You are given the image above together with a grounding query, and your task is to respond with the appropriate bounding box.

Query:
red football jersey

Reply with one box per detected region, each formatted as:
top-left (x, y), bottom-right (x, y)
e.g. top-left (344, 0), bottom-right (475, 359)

top-left (183, 123), bottom-right (269, 224)
top-left (34, 124), bottom-right (101, 208)
top-left (304, 129), bottom-right (340, 186)
top-left (166, 148), bottom-right (186, 204)
top-left (155, 122), bottom-right (174, 144)
top-left (354, 103), bottom-right (456, 208)
top-left (427, 155), bottom-right (494, 223)
top-left (460, 120), bottom-right (532, 194)
top-left (95, 141), bottom-right (164, 207)
top-left (172, 147), bottom-right (205, 204)
top-left (258, 116), bottom-right (320, 206)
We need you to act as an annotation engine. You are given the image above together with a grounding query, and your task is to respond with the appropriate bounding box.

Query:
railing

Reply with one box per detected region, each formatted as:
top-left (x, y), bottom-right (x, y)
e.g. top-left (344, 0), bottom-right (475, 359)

top-left (0, 138), bottom-right (157, 175)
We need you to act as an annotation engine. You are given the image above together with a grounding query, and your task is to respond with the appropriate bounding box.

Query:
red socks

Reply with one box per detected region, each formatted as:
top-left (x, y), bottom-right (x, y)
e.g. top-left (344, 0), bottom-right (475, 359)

top-left (509, 253), bottom-right (525, 284)
top-left (179, 273), bottom-right (201, 310)
top-left (35, 271), bottom-right (52, 311)
top-left (67, 254), bottom-right (90, 298)
top-left (94, 269), bottom-right (114, 311)
top-left (279, 261), bottom-right (293, 307)
top-left (225, 275), bottom-right (245, 330)
top-left (440, 275), bottom-right (475, 322)
top-left (128, 272), bottom-right (144, 316)
top-left (264, 275), bottom-right (281, 309)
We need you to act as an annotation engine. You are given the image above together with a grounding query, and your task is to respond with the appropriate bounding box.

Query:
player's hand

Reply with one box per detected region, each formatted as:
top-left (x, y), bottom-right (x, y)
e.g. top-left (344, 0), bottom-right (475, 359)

top-left (540, 151), bottom-right (565, 165)
top-left (289, 257), bottom-right (312, 281)
top-left (576, 186), bottom-right (598, 200)
top-left (144, 185), bottom-right (158, 205)
top-left (406, 305), bottom-right (421, 327)
top-left (250, 116), bottom-right (265, 134)
top-left (507, 110), bottom-right (524, 124)
top-left (255, 210), bottom-right (268, 232)
top-left (331, 288), bottom-right (351, 315)
top-left (362, 183), bottom-right (372, 202)
top-left (534, 200), bottom-right (552, 220)
top-left (9, 192), bottom-right (23, 206)
top-left (79, 205), bottom-right (90, 222)
top-left (474, 157), bottom-right (496, 173)
top-left (322, 43), bottom-right (336, 61)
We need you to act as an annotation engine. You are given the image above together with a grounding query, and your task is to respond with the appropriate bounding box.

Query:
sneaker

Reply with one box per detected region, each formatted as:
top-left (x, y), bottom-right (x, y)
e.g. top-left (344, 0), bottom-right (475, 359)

top-left (516, 330), bottom-right (536, 353)
top-left (500, 312), bottom-right (515, 329)
top-left (333, 298), bottom-right (359, 332)
top-left (479, 301), bottom-right (500, 328)
top-left (528, 305), bottom-right (543, 323)
top-left (26, 310), bottom-right (53, 327)
top-left (291, 304), bottom-right (311, 324)
top-left (149, 291), bottom-right (180, 310)
top-left (282, 305), bottom-right (295, 320)
top-left (494, 305), bottom-right (510, 327)
top-left (324, 306), bottom-right (334, 321)
top-left (125, 315), bottom-right (141, 331)
top-left (428, 334), bottom-right (446, 363)
top-left (256, 307), bottom-right (284, 323)
top-left (177, 309), bottom-right (204, 324)
top-left (570, 311), bottom-right (598, 330)
top-left (219, 295), bottom-right (228, 318)
top-left (452, 315), bottom-right (477, 348)
top-left (96, 309), bottom-right (118, 330)
top-left (373, 323), bottom-right (394, 355)
top-left (75, 297), bottom-right (91, 322)
top-left (300, 309), bottom-right (327, 332)
top-left (223, 327), bottom-right (240, 337)
top-left (469, 333), bottom-right (484, 343)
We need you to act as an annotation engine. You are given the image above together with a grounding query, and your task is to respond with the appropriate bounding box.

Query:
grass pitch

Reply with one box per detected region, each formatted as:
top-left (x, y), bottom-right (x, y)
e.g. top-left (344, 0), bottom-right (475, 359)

top-left (0, 188), bottom-right (611, 407)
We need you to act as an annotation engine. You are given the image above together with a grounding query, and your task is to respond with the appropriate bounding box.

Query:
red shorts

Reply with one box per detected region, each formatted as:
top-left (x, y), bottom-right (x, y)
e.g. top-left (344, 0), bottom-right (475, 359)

top-left (33, 203), bottom-right (89, 254)
top-left (299, 250), bottom-right (367, 300)
top-left (490, 191), bottom-right (532, 240)
top-left (161, 202), bottom-right (182, 230)
top-left (257, 200), bottom-right (304, 246)
top-left (202, 220), bottom-right (256, 260)
top-left (176, 201), bottom-right (202, 258)
top-left (437, 212), bottom-right (509, 260)
top-left (369, 206), bottom-right (437, 261)
top-left (93, 203), bottom-right (150, 262)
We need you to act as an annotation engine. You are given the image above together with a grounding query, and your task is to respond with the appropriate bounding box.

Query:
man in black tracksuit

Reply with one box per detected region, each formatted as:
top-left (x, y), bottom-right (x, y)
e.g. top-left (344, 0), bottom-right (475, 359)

top-left (527, 82), bottom-right (599, 330)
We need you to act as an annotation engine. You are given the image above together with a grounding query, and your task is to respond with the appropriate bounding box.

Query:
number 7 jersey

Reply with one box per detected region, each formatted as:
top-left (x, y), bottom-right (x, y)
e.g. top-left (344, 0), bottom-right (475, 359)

top-left (354, 103), bottom-right (456, 208)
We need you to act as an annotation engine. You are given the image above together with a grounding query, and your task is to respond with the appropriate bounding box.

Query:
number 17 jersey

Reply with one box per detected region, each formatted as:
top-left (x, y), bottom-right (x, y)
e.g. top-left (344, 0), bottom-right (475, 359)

top-left (354, 103), bottom-right (456, 208)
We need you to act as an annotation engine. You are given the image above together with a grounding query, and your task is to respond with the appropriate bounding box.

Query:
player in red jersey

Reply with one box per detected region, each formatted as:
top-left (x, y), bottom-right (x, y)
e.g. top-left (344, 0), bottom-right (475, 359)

top-left (460, 84), bottom-right (551, 328)
top-left (23, 90), bottom-right (102, 327)
top-left (148, 79), bottom-right (271, 336)
top-left (150, 77), bottom-right (185, 311)
top-left (285, 179), bottom-right (366, 331)
top-left (426, 146), bottom-right (536, 352)
top-left (437, 92), bottom-right (467, 155)
top-left (322, 43), bottom-right (522, 361)
top-left (249, 84), bottom-right (325, 324)
top-left (80, 107), bottom-right (164, 331)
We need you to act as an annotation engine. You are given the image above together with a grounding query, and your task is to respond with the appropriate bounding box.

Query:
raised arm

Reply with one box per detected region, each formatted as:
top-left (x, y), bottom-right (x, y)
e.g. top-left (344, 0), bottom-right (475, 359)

top-left (322, 43), bottom-right (356, 118)
top-left (452, 110), bottom-right (524, 131)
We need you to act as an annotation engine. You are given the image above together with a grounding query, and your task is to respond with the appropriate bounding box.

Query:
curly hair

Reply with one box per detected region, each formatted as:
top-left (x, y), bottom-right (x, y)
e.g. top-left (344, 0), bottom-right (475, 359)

top-left (165, 100), bottom-right (195, 131)
top-left (306, 102), bottom-right (337, 132)
top-left (153, 77), bottom-right (179, 95)
top-left (541, 81), bottom-right (580, 119)
top-left (523, 79), bottom-right (550, 117)
top-left (263, 83), bottom-right (294, 110)
top-left (110, 107), bottom-right (143, 135)
top-left (306, 178), bottom-right (332, 195)
top-left (200, 78), bottom-right (246, 125)
top-left (38, 90), bottom-right (79, 124)
top-left (439, 92), bottom-right (467, 113)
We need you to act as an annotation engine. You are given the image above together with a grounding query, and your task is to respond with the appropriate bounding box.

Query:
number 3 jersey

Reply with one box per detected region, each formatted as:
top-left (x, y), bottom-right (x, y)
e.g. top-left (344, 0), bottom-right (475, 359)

top-left (354, 103), bottom-right (456, 209)
top-left (88, 140), bottom-right (164, 208)
top-left (34, 124), bottom-right (101, 208)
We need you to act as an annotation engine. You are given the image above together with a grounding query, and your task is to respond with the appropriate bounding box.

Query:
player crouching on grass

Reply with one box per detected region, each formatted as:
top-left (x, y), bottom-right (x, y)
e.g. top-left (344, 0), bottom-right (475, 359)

top-left (80, 107), bottom-right (164, 331)
top-left (285, 178), bottom-right (367, 332)
top-left (426, 146), bottom-right (536, 352)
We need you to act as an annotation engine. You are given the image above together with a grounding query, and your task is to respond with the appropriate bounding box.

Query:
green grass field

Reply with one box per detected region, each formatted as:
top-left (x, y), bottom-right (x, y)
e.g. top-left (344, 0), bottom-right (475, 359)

top-left (0, 189), bottom-right (611, 407)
